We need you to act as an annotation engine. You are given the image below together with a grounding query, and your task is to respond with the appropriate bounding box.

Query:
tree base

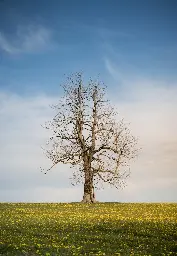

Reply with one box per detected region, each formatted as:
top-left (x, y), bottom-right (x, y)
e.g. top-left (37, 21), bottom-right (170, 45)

top-left (81, 193), bottom-right (98, 203)
top-left (81, 199), bottom-right (98, 203)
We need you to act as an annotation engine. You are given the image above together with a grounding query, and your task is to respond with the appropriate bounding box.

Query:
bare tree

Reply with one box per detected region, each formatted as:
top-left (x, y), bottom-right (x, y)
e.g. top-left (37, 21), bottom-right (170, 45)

top-left (41, 73), bottom-right (138, 203)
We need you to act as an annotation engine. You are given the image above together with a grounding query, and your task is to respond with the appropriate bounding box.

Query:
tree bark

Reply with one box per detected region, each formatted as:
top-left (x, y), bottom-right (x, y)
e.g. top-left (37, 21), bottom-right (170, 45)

top-left (81, 169), bottom-right (96, 203)
top-left (82, 183), bottom-right (97, 203)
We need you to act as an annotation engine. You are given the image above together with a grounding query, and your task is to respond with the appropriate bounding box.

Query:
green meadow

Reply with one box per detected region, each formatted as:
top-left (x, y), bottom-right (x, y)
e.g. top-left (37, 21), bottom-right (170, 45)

top-left (0, 203), bottom-right (176, 255)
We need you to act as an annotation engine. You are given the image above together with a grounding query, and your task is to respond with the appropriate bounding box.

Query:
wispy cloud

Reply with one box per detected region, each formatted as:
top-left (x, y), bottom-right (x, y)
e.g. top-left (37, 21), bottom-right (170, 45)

top-left (0, 32), bottom-right (17, 54)
top-left (104, 58), bottom-right (122, 82)
top-left (0, 25), bottom-right (52, 54)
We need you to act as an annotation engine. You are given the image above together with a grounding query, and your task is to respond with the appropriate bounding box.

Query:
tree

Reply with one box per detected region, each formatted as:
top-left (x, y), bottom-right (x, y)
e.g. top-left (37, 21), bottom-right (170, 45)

top-left (41, 72), bottom-right (138, 203)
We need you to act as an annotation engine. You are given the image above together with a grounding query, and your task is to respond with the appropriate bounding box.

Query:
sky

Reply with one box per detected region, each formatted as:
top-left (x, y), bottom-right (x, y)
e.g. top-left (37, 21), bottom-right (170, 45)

top-left (0, 0), bottom-right (177, 203)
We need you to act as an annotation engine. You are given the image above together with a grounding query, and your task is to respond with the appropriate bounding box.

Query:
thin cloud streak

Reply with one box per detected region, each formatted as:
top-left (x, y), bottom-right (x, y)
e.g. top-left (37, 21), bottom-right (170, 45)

top-left (0, 32), bottom-right (18, 54)
top-left (0, 25), bottom-right (52, 54)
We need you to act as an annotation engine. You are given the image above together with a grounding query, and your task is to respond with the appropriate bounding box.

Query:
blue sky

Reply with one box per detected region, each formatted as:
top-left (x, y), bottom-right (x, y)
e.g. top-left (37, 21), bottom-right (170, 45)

top-left (0, 0), bottom-right (177, 202)
top-left (1, 0), bottom-right (177, 95)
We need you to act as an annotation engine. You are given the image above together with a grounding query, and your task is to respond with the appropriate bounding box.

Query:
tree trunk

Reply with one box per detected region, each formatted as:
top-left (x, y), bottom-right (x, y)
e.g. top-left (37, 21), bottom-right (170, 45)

top-left (81, 169), bottom-right (97, 203)
top-left (82, 183), bottom-right (96, 203)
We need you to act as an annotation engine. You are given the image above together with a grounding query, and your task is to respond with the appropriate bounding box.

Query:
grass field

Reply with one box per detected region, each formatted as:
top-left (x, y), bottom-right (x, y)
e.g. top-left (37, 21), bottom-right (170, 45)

top-left (0, 203), bottom-right (176, 255)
